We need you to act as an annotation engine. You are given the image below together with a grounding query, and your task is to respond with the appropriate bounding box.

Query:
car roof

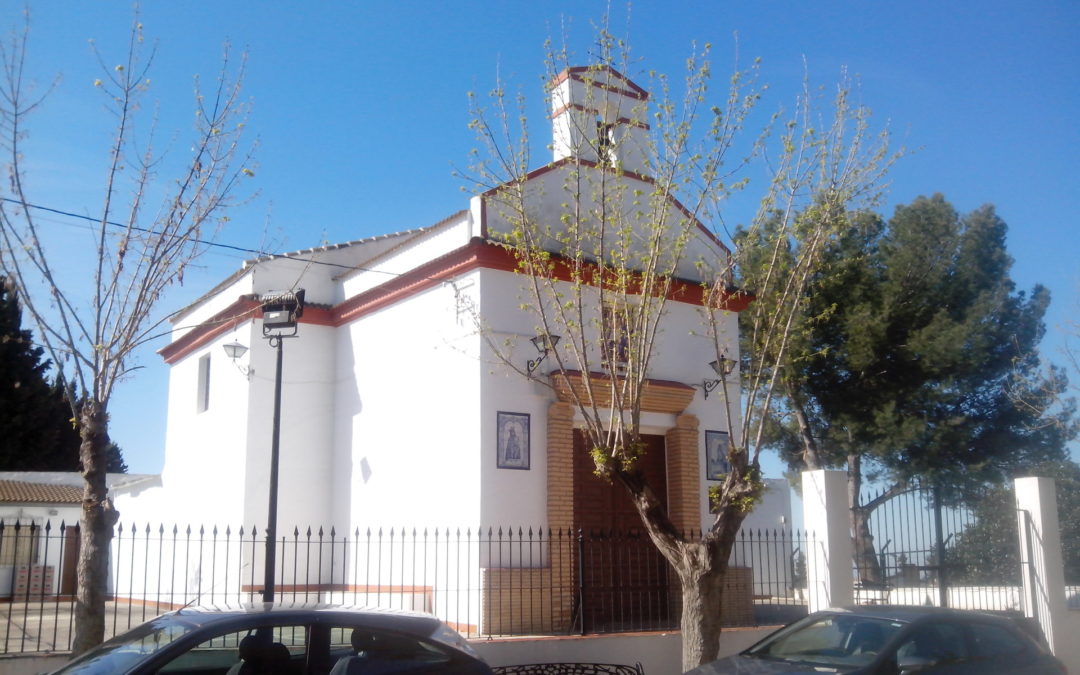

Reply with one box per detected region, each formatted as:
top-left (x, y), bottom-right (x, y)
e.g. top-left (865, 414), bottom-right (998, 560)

top-left (159, 601), bottom-right (444, 633)
top-left (822, 605), bottom-right (1018, 624)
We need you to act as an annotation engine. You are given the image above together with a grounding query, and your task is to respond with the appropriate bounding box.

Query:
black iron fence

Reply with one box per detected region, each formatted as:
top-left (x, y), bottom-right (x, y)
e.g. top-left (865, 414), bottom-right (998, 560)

top-left (0, 520), bottom-right (807, 654)
top-left (854, 484), bottom-right (1023, 612)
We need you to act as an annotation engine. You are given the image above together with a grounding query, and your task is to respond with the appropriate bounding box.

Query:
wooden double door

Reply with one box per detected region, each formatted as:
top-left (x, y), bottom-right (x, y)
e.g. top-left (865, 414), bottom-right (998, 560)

top-left (571, 431), bottom-right (674, 631)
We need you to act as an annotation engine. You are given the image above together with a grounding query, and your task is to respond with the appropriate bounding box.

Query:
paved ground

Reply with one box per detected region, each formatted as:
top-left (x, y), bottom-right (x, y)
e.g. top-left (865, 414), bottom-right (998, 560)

top-left (0, 600), bottom-right (170, 654)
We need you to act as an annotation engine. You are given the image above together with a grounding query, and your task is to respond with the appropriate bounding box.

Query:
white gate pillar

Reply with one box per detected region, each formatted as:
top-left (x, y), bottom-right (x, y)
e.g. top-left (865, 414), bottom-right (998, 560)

top-left (802, 470), bottom-right (853, 612)
top-left (1015, 476), bottom-right (1069, 656)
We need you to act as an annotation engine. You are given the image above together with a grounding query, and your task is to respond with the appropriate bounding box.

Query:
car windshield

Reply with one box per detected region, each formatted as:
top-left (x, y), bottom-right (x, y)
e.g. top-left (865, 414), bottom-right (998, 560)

top-left (51, 615), bottom-right (199, 674)
top-left (746, 614), bottom-right (905, 668)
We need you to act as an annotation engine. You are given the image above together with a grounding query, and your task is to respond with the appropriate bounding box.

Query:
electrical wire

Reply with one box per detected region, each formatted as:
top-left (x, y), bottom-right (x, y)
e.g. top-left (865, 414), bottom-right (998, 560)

top-left (0, 196), bottom-right (411, 276)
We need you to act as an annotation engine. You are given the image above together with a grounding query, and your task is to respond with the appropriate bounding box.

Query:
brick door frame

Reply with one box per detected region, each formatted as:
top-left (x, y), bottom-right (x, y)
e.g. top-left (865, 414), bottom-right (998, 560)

top-left (546, 374), bottom-right (701, 534)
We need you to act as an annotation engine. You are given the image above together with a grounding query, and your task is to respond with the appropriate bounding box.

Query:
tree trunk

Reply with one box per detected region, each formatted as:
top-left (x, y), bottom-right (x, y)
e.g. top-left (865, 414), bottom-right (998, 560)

top-left (787, 384), bottom-right (823, 470)
top-left (674, 539), bottom-right (728, 672)
top-left (614, 448), bottom-right (752, 671)
top-left (847, 454), bottom-right (884, 585)
top-left (71, 401), bottom-right (119, 655)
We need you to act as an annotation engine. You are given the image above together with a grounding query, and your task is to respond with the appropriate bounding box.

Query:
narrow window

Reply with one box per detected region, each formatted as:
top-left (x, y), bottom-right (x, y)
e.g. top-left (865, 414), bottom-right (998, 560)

top-left (196, 353), bottom-right (211, 413)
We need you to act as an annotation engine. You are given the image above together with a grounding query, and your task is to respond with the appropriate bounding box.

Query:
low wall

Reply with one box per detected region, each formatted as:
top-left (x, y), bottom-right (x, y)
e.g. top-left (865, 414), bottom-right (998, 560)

top-left (473, 627), bottom-right (777, 674)
top-left (1050, 611), bottom-right (1080, 673)
top-left (0, 653), bottom-right (68, 675)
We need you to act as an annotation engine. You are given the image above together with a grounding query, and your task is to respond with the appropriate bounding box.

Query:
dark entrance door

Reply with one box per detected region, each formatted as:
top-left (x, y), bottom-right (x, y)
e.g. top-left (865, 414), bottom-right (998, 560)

top-left (59, 523), bottom-right (79, 596)
top-left (572, 431), bottom-right (673, 631)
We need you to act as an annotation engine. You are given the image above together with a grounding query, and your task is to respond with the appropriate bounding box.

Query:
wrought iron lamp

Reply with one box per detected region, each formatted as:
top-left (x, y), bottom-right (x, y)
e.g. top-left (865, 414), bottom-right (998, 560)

top-left (526, 333), bottom-right (561, 376)
top-left (703, 354), bottom-right (736, 399)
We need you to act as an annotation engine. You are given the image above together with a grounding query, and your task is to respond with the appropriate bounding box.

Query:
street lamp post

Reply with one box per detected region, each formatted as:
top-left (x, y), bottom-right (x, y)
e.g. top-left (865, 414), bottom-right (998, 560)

top-left (258, 289), bottom-right (304, 603)
top-left (226, 289), bottom-right (305, 603)
top-left (264, 332), bottom-right (285, 602)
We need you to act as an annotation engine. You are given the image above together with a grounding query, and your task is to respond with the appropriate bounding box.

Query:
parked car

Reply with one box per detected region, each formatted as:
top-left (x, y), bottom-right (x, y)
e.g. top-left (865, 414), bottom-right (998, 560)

top-left (49, 602), bottom-right (494, 674)
top-left (684, 606), bottom-right (1067, 674)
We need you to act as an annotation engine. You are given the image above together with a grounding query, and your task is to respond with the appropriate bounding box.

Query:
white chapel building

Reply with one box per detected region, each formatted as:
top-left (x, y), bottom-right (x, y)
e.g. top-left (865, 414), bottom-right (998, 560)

top-left (115, 66), bottom-right (790, 583)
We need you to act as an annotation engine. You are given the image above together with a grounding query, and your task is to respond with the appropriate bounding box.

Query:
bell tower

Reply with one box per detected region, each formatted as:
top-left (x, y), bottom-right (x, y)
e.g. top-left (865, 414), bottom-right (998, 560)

top-left (549, 66), bottom-right (650, 176)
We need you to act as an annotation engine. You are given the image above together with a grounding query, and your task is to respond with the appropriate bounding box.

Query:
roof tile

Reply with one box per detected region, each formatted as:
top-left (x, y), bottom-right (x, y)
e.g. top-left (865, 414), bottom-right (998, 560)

top-left (0, 480), bottom-right (83, 504)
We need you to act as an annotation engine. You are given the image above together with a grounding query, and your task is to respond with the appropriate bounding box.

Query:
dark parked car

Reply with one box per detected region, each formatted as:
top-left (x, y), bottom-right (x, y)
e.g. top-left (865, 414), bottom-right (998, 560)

top-left (684, 606), bottom-right (1067, 674)
top-left (50, 602), bottom-right (494, 674)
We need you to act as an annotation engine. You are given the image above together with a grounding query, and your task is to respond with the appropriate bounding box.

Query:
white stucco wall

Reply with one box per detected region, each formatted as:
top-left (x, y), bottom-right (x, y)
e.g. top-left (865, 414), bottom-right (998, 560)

top-left (240, 322), bottom-right (337, 531)
top-left (482, 164), bottom-right (728, 284)
top-left (150, 327), bottom-right (257, 527)
top-left (340, 214), bottom-right (473, 298)
top-left (337, 271), bottom-right (484, 531)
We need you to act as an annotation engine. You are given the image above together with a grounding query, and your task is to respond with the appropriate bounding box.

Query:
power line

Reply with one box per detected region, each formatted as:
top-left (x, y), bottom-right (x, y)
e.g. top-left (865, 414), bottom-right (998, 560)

top-left (1, 196), bottom-right (471, 314)
top-left (0, 196), bottom-right (377, 274)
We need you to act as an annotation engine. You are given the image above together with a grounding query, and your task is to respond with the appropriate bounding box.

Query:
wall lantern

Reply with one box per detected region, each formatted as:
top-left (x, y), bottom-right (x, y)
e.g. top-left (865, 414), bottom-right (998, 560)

top-left (703, 354), bottom-right (736, 399)
top-left (526, 333), bottom-right (561, 376)
top-left (223, 340), bottom-right (252, 377)
top-left (222, 340), bottom-right (248, 360)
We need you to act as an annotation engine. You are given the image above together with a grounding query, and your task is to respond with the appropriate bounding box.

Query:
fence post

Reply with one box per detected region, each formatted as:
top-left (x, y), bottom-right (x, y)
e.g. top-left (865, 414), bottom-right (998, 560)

top-left (1014, 477), bottom-right (1068, 657)
top-left (801, 470), bottom-right (853, 613)
top-left (933, 484), bottom-right (948, 608)
top-left (576, 529), bottom-right (586, 636)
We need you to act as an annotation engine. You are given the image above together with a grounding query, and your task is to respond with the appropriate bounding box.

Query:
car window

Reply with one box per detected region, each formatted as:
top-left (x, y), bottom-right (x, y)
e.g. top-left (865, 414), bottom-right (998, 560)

top-left (969, 621), bottom-right (1029, 659)
top-left (327, 625), bottom-right (453, 672)
top-left (51, 620), bottom-right (194, 674)
top-left (895, 622), bottom-right (969, 666)
top-left (747, 615), bottom-right (903, 667)
top-left (158, 625), bottom-right (308, 674)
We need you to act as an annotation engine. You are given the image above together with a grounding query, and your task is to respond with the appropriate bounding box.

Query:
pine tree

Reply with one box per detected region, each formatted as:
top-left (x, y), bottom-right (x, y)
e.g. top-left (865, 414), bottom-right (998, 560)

top-left (0, 276), bottom-right (81, 470)
top-left (762, 194), bottom-right (1076, 582)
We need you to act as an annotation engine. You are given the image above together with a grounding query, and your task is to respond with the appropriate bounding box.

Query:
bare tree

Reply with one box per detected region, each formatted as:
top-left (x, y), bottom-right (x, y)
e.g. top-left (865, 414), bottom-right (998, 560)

top-left (464, 30), bottom-right (897, 669)
top-left (0, 14), bottom-right (253, 653)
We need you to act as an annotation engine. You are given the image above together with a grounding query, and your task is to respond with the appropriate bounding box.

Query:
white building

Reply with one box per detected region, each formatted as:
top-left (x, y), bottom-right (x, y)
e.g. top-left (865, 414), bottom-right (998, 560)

top-left (113, 66), bottom-right (791, 630)
top-left (0, 472), bottom-right (155, 598)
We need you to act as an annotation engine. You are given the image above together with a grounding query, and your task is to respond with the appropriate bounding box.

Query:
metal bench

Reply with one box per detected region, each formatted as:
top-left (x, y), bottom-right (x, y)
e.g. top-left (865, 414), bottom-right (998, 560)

top-left (491, 663), bottom-right (645, 674)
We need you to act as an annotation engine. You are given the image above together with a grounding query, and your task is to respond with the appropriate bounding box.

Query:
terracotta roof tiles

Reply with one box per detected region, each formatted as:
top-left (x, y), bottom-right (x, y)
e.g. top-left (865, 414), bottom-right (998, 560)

top-left (0, 480), bottom-right (83, 504)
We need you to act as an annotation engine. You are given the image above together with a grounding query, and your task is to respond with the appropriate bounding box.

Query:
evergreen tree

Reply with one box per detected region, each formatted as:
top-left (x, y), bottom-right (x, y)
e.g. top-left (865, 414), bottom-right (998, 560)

top-left (0, 277), bottom-right (129, 472)
top-left (0, 276), bottom-right (81, 470)
top-left (761, 195), bottom-right (1076, 582)
top-left (948, 460), bottom-right (1080, 584)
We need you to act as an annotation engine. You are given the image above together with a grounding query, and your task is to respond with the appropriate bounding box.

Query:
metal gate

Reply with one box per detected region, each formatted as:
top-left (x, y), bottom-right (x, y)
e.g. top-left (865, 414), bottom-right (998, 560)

top-left (854, 483), bottom-right (1023, 612)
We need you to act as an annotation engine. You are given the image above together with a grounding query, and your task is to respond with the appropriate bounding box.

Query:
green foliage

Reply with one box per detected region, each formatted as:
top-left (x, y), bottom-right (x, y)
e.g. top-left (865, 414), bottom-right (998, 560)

top-left (947, 460), bottom-right (1080, 584)
top-left (708, 466), bottom-right (765, 514)
top-left (0, 277), bottom-right (129, 473)
top-left (0, 277), bottom-right (81, 470)
top-left (760, 194), bottom-right (1076, 490)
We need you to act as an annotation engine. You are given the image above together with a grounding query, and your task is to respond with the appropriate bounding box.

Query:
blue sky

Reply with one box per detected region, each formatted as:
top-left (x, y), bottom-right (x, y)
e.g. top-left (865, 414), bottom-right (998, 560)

top-left (7, 1), bottom-right (1079, 475)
